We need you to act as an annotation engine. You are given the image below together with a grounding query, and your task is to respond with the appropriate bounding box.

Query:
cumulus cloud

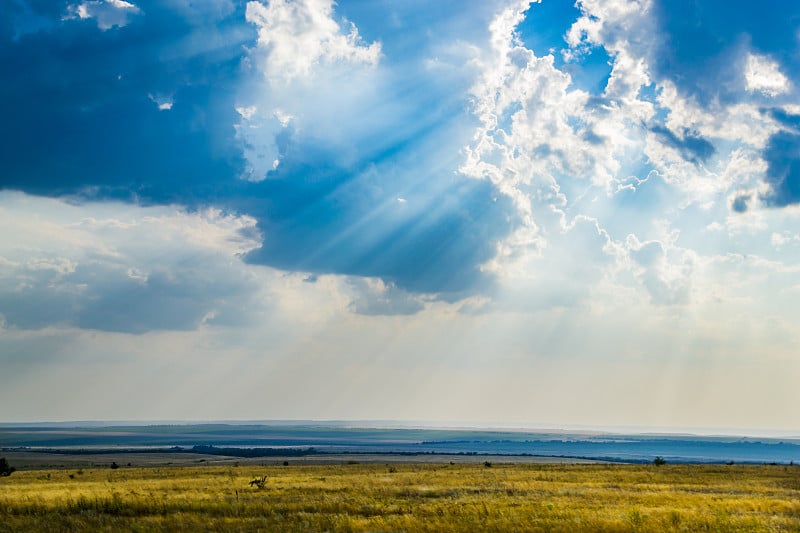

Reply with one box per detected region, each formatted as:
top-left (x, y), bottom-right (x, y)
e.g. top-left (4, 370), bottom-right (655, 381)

top-left (0, 192), bottom-right (263, 333)
top-left (649, 125), bottom-right (714, 165)
top-left (148, 93), bottom-right (173, 110)
top-left (461, 0), bottom-right (659, 281)
top-left (485, 215), bottom-right (617, 313)
top-left (458, 0), bottom-right (800, 311)
top-left (245, 0), bottom-right (380, 84)
top-left (3, 0), bottom-right (800, 431)
top-left (229, 1), bottom-right (518, 297)
top-left (625, 232), bottom-right (693, 306)
top-left (64, 0), bottom-right (141, 30)
top-left (234, 0), bottom-right (384, 180)
top-left (234, 105), bottom-right (291, 181)
top-left (4, 0), bottom-right (800, 320)
top-left (563, 0), bottom-right (800, 215)
top-left (744, 53), bottom-right (790, 97)
top-left (0, 1), bottom-right (515, 303)
top-left (346, 277), bottom-right (426, 316)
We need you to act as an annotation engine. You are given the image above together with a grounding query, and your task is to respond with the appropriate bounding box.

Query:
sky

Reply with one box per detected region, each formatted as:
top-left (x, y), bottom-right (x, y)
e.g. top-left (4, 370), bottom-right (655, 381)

top-left (1, 0), bottom-right (799, 434)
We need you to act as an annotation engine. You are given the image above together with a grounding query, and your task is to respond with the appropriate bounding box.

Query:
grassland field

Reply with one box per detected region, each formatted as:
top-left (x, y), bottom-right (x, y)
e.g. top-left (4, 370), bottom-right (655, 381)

top-left (1, 457), bottom-right (799, 532)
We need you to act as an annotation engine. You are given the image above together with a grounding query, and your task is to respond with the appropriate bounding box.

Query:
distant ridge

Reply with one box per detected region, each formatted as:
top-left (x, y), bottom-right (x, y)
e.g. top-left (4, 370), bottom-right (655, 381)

top-left (2, 422), bottom-right (798, 464)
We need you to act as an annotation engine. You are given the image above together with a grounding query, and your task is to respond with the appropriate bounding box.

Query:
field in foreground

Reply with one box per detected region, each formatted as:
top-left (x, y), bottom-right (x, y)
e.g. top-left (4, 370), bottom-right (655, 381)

top-left (1, 463), bottom-right (799, 532)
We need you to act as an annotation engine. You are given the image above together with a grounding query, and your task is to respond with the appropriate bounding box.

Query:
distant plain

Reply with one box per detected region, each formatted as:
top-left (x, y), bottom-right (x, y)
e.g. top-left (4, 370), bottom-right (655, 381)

top-left (3, 423), bottom-right (799, 464)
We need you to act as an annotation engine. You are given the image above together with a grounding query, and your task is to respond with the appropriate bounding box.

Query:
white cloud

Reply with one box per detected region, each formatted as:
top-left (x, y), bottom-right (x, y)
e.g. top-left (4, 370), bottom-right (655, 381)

top-left (461, 0), bottom-right (658, 277)
top-left (233, 106), bottom-right (289, 182)
top-left (657, 82), bottom-right (778, 149)
top-left (5, 0), bottom-right (800, 432)
top-left (236, 105), bottom-right (258, 120)
top-left (346, 277), bottom-right (427, 316)
top-left (235, 1), bottom-right (389, 180)
top-left (25, 257), bottom-right (78, 275)
top-left (744, 53), bottom-right (790, 97)
top-left (245, 0), bottom-right (381, 84)
top-left (148, 94), bottom-right (174, 111)
top-left (624, 232), bottom-right (693, 305)
top-left (0, 192), bottom-right (263, 332)
top-left (770, 232), bottom-right (792, 247)
top-left (233, 104), bottom-right (298, 181)
top-left (562, 1), bottom-right (788, 212)
top-left (273, 108), bottom-right (293, 127)
top-left (65, 0), bottom-right (141, 30)
top-left (566, 0), bottom-right (655, 52)
top-left (460, 0), bottom-right (800, 312)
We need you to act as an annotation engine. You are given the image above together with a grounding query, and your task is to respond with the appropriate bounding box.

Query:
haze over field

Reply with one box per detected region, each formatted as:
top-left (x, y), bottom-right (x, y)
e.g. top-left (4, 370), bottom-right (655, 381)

top-left (1, 0), bottom-right (799, 433)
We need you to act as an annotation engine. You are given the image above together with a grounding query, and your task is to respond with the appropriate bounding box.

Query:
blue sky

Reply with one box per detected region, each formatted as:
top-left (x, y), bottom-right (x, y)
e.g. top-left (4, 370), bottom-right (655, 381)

top-left (1, 0), bottom-right (799, 433)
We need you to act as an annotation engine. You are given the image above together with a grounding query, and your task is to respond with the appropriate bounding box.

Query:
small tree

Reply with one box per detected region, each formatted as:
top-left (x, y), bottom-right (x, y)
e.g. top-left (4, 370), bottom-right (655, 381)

top-left (0, 457), bottom-right (15, 476)
top-left (653, 456), bottom-right (666, 466)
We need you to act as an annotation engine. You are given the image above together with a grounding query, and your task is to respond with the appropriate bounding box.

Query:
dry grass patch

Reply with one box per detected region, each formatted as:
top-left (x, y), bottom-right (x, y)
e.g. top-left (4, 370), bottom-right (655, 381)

top-left (0, 463), bottom-right (798, 531)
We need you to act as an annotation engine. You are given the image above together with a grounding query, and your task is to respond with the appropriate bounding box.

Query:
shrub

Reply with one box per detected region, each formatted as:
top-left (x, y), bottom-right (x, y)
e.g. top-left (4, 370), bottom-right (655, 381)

top-left (0, 457), bottom-right (15, 476)
top-left (653, 456), bottom-right (666, 466)
top-left (249, 475), bottom-right (268, 489)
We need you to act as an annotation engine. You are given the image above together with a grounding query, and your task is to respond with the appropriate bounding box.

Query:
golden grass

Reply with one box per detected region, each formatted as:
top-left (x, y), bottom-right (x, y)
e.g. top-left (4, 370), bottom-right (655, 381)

top-left (1, 463), bottom-right (799, 531)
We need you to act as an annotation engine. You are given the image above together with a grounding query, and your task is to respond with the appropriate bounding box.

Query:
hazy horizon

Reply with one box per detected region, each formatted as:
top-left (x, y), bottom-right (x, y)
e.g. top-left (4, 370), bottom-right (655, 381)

top-left (2, 419), bottom-right (799, 440)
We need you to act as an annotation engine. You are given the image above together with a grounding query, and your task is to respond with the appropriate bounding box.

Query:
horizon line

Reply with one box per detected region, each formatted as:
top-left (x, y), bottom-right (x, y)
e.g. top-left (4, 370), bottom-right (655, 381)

top-left (1, 418), bottom-right (798, 440)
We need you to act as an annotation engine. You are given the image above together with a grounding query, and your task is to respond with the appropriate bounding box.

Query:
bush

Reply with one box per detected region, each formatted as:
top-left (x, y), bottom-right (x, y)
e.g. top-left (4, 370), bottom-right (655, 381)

top-left (249, 475), bottom-right (268, 489)
top-left (0, 457), bottom-right (15, 476)
top-left (653, 456), bottom-right (666, 466)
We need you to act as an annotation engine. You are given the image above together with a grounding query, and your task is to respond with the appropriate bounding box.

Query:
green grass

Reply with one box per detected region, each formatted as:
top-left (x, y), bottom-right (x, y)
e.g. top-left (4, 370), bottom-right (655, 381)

top-left (1, 463), bottom-right (799, 531)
